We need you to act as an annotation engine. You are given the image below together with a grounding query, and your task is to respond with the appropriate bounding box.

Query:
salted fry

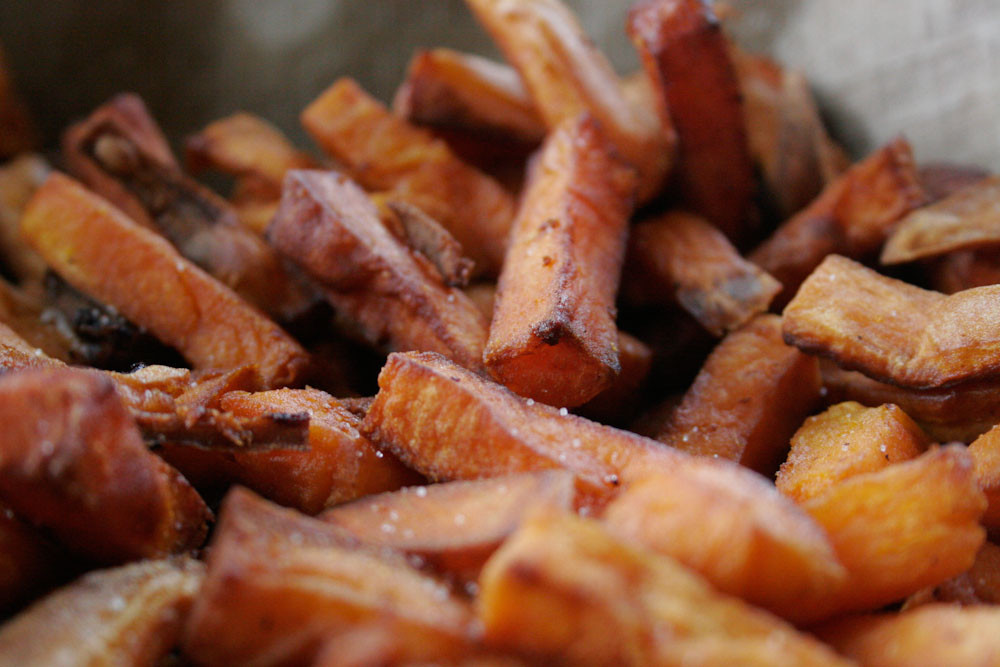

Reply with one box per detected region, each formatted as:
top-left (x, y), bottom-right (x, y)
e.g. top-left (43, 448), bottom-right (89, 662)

top-left (777, 401), bottom-right (929, 503)
top-left (388, 199), bottom-right (474, 287)
top-left (0, 44), bottom-right (36, 158)
top-left (603, 458), bottom-right (846, 621)
top-left (0, 368), bottom-right (210, 563)
top-left (302, 78), bottom-right (514, 275)
top-left (784, 254), bottom-right (1000, 389)
top-left (393, 48), bottom-right (546, 145)
top-left (322, 472), bottom-right (574, 582)
top-left (622, 211), bottom-right (781, 335)
top-left (0, 153), bottom-right (49, 286)
top-left (969, 423), bottom-right (1000, 533)
top-left (904, 541), bottom-right (1000, 607)
top-left (269, 169), bottom-right (488, 370)
top-left (657, 315), bottom-right (822, 475)
top-left (478, 512), bottom-right (849, 666)
top-left (161, 388), bottom-right (419, 514)
top-left (20, 172), bottom-right (309, 387)
top-left (817, 604), bottom-right (1000, 667)
top-left (465, 0), bottom-right (671, 202)
top-left (801, 445), bottom-right (985, 620)
top-left (0, 557), bottom-right (203, 666)
top-left (485, 116), bottom-right (633, 406)
top-left (183, 487), bottom-right (475, 667)
top-left (751, 138), bottom-right (926, 301)
top-left (362, 352), bottom-right (682, 499)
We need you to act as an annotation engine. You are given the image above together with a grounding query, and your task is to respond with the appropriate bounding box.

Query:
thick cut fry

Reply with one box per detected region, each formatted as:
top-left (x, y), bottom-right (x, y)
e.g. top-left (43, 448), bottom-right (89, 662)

top-left (0, 505), bottom-right (63, 612)
top-left (817, 605), bottom-right (1000, 667)
top-left (161, 388), bottom-right (419, 514)
top-left (0, 558), bottom-right (203, 666)
top-left (904, 541), bottom-right (1000, 607)
top-left (628, 0), bottom-right (754, 241)
top-left (0, 44), bottom-right (36, 159)
top-left (388, 199), bottom-right (474, 287)
top-left (302, 78), bottom-right (514, 276)
top-left (0, 367), bottom-right (210, 563)
top-left (269, 170), bottom-right (488, 371)
top-left (21, 173), bottom-right (308, 387)
top-left (969, 423), bottom-right (1000, 532)
top-left (479, 512), bottom-right (850, 666)
top-left (485, 116), bottom-right (634, 407)
top-left (751, 138), bottom-right (926, 301)
top-left (361, 352), bottom-right (682, 499)
top-left (183, 488), bottom-right (475, 667)
top-left (603, 458), bottom-right (846, 622)
top-left (464, 0), bottom-right (671, 202)
top-left (577, 330), bottom-right (653, 425)
top-left (784, 254), bottom-right (1000, 389)
top-left (657, 315), bottom-right (822, 475)
top-left (0, 153), bottom-right (49, 285)
top-left (393, 48), bottom-right (546, 145)
top-left (622, 211), bottom-right (781, 335)
top-left (777, 401), bottom-right (929, 503)
top-left (322, 472), bottom-right (575, 582)
top-left (801, 445), bottom-right (985, 620)
top-left (882, 175), bottom-right (1000, 264)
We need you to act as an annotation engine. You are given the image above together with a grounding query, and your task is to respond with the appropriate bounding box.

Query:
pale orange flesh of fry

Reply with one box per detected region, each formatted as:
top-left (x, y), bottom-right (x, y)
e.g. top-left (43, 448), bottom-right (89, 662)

top-left (485, 115), bottom-right (635, 407)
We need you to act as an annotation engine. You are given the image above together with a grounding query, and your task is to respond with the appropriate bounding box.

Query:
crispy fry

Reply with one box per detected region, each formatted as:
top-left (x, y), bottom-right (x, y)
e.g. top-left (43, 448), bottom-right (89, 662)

top-left (628, 0), bottom-right (753, 241)
top-left (0, 505), bottom-right (63, 612)
top-left (969, 423), bottom-right (1000, 533)
top-left (751, 138), bottom-right (926, 301)
top-left (0, 153), bottom-right (49, 286)
top-left (0, 367), bottom-right (210, 563)
top-left (801, 445), bottom-right (985, 620)
top-left (903, 541), bottom-right (1000, 608)
top-left (388, 199), bottom-right (474, 287)
top-left (0, 44), bottom-right (36, 159)
top-left (465, 0), bottom-right (671, 202)
top-left (603, 458), bottom-right (846, 621)
top-left (777, 401), bottom-right (929, 503)
top-left (478, 512), bottom-right (849, 666)
top-left (0, 558), bottom-right (203, 665)
top-left (302, 78), bottom-right (514, 276)
top-left (161, 388), bottom-right (419, 514)
top-left (21, 172), bottom-right (309, 386)
top-left (919, 163), bottom-right (990, 202)
top-left (817, 604), bottom-right (1000, 667)
top-left (622, 211), bottom-right (781, 335)
top-left (784, 254), bottom-right (1000, 389)
top-left (183, 487), bottom-right (475, 667)
top-left (393, 48), bottom-right (546, 145)
top-left (657, 314), bottom-right (822, 475)
top-left (269, 170), bottom-right (488, 370)
top-left (322, 472), bottom-right (574, 582)
top-left (577, 330), bottom-right (653, 425)
top-left (485, 115), bottom-right (634, 406)
top-left (361, 351), bottom-right (682, 500)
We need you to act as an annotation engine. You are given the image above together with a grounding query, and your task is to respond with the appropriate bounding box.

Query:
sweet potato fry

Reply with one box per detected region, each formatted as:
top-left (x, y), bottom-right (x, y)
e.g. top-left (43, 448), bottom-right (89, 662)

top-left (903, 541), bottom-right (1000, 608)
top-left (930, 247), bottom-right (1000, 294)
top-left (302, 78), bottom-right (514, 276)
top-left (0, 557), bottom-right (204, 665)
top-left (0, 153), bottom-right (48, 286)
top-left (0, 505), bottom-right (64, 612)
top-left (361, 351), bottom-right (682, 499)
top-left (751, 138), bottom-right (926, 301)
top-left (269, 170), bottom-right (488, 371)
top-left (657, 314), bottom-right (822, 475)
top-left (20, 172), bottom-right (309, 387)
top-left (777, 401), bottom-right (929, 503)
top-left (800, 445), bottom-right (985, 620)
top-left (817, 604), bottom-right (1000, 667)
top-left (478, 512), bottom-right (850, 666)
top-left (622, 211), bottom-right (781, 335)
top-left (0, 44), bottom-right (36, 159)
top-left (183, 487), bottom-right (475, 666)
top-left (882, 175), bottom-right (1000, 264)
top-left (919, 162), bottom-right (990, 202)
top-left (161, 388), bottom-right (419, 514)
top-left (0, 367), bottom-right (210, 563)
top-left (603, 458), bottom-right (846, 621)
top-left (465, 0), bottom-right (671, 202)
top-left (388, 199), bottom-right (474, 287)
top-left (968, 423), bottom-right (1000, 533)
top-left (0, 320), bottom-right (63, 373)
top-left (784, 254), bottom-right (1000, 389)
top-left (485, 115), bottom-right (634, 406)
top-left (321, 472), bottom-right (575, 582)
top-left (577, 330), bottom-right (653, 425)
top-left (64, 94), bottom-right (315, 321)
top-left (628, 0), bottom-right (754, 241)
top-left (393, 48), bottom-right (546, 145)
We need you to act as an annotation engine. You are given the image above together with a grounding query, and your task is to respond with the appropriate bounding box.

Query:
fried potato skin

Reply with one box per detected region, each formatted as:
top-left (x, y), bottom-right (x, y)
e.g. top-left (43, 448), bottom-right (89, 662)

top-left (657, 314), bottom-right (822, 474)
top-left (485, 115), bottom-right (635, 407)
top-left (0, 367), bottom-right (210, 563)
top-left (20, 172), bottom-right (308, 387)
top-left (302, 78), bottom-right (514, 276)
top-left (784, 254), bottom-right (1000, 389)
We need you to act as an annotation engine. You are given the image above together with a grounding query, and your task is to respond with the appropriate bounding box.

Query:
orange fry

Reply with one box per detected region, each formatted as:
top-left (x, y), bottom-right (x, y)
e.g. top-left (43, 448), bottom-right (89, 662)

top-left (904, 541), bottom-right (1000, 608)
top-left (968, 423), bottom-right (1000, 533)
top-left (485, 115), bottom-right (635, 407)
top-left (388, 199), bottom-right (474, 288)
top-left (577, 330), bottom-right (653, 425)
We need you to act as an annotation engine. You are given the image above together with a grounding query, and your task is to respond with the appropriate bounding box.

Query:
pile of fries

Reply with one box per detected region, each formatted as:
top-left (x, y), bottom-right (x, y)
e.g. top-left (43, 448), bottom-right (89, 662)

top-left (2, 0), bottom-right (1000, 664)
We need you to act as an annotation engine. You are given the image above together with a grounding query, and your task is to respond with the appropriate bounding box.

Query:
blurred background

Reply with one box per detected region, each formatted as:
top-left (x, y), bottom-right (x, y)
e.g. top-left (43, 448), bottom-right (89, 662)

top-left (1, 0), bottom-right (998, 169)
